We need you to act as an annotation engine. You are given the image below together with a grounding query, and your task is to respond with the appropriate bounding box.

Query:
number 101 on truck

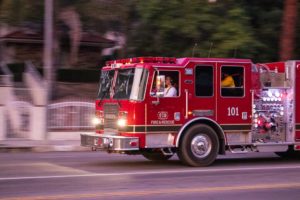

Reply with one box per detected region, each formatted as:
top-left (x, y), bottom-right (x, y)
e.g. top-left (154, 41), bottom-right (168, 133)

top-left (81, 57), bottom-right (300, 166)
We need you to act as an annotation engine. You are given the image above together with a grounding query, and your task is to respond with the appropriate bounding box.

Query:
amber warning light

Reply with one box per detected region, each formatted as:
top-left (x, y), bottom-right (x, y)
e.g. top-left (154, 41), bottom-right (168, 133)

top-left (106, 57), bottom-right (176, 66)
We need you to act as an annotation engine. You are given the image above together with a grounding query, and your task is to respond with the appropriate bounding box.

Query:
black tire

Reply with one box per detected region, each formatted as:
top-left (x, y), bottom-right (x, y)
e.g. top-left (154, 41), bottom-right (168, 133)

top-left (142, 152), bottom-right (173, 161)
top-left (275, 146), bottom-right (300, 159)
top-left (177, 124), bottom-right (219, 167)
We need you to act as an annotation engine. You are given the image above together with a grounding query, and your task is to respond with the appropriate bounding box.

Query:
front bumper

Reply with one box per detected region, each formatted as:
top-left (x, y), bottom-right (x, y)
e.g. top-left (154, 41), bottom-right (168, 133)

top-left (80, 133), bottom-right (139, 151)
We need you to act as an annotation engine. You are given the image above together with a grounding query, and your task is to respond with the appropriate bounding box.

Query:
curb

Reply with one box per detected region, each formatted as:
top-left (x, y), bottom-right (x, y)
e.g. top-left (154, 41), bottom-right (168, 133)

top-left (0, 146), bottom-right (34, 153)
top-left (0, 143), bottom-right (90, 153)
top-left (33, 145), bottom-right (89, 152)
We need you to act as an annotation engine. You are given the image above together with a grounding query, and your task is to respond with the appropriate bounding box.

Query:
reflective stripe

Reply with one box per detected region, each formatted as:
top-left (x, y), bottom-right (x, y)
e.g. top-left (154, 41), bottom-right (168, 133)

top-left (119, 125), bottom-right (182, 133)
top-left (104, 124), bottom-right (252, 133)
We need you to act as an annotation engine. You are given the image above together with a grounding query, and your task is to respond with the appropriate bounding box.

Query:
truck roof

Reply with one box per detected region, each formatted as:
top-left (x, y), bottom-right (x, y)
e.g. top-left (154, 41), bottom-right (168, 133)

top-left (177, 57), bottom-right (252, 65)
top-left (103, 57), bottom-right (253, 69)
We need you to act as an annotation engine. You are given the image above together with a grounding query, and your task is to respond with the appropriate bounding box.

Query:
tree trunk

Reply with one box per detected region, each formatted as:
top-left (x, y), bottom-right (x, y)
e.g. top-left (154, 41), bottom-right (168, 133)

top-left (280, 0), bottom-right (298, 61)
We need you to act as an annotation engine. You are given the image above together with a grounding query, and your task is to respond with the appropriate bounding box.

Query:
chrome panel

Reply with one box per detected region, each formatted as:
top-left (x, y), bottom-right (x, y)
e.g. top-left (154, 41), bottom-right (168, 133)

top-left (103, 103), bottom-right (119, 130)
top-left (81, 133), bottom-right (139, 151)
top-left (226, 132), bottom-right (251, 145)
top-left (145, 133), bottom-right (175, 148)
top-left (255, 144), bottom-right (288, 152)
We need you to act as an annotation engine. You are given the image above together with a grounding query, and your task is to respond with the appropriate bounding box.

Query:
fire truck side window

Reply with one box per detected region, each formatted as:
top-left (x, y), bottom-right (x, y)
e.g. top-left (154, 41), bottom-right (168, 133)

top-left (195, 66), bottom-right (213, 97)
top-left (221, 66), bottom-right (244, 97)
top-left (151, 71), bottom-right (179, 97)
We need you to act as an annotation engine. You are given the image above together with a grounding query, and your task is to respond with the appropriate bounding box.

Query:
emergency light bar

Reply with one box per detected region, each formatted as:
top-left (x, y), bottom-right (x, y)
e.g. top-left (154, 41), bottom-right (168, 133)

top-left (106, 57), bottom-right (176, 66)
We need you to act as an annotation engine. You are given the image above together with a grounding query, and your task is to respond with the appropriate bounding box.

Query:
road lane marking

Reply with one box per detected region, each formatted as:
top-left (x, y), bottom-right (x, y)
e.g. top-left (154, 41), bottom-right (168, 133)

top-left (1, 164), bottom-right (300, 181)
top-left (2, 182), bottom-right (300, 200)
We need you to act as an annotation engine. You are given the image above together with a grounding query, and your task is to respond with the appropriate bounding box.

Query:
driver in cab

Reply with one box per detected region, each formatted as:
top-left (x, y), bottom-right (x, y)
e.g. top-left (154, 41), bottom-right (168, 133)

top-left (164, 76), bottom-right (177, 97)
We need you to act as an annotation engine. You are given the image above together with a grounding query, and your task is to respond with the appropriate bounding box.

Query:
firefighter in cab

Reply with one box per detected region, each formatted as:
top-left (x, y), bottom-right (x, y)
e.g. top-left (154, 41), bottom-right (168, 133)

top-left (164, 76), bottom-right (177, 97)
top-left (221, 73), bottom-right (235, 87)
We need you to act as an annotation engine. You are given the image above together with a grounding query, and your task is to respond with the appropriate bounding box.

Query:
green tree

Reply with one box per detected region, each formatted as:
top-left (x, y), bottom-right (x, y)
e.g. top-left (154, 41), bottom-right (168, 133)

top-left (1, 0), bottom-right (298, 63)
top-left (0, 0), bottom-right (43, 25)
top-left (243, 0), bottom-right (283, 62)
top-left (210, 3), bottom-right (258, 58)
top-left (128, 0), bottom-right (259, 59)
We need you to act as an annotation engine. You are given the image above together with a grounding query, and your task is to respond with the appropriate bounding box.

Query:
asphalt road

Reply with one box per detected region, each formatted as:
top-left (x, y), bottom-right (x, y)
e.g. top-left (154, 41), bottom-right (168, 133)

top-left (0, 151), bottom-right (300, 200)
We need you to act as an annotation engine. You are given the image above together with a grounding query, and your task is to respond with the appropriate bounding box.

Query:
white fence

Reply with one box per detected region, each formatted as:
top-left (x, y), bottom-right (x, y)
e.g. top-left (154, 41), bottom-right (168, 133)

top-left (4, 100), bottom-right (95, 139)
top-left (48, 101), bottom-right (95, 131)
top-left (0, 61), bottom-right (96, 140)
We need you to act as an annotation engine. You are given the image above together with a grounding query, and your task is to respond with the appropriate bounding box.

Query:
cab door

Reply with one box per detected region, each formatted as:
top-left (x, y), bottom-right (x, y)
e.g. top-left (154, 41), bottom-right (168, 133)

top-left (188, 62), bottom-right (217, 122)
top-left (216, 62), bottom-right (252, 137)
top-left (146, 69), bottom-right (184, 147)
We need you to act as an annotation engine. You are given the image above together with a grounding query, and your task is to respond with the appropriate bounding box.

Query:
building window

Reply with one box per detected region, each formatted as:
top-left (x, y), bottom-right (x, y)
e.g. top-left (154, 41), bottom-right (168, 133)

top-left (195, 66), bottom-right (213, 97)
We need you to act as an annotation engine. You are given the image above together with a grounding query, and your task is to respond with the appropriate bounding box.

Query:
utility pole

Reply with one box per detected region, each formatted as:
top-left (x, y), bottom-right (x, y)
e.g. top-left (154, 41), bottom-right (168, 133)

top-left (43, 0), bottom-right (54, 100)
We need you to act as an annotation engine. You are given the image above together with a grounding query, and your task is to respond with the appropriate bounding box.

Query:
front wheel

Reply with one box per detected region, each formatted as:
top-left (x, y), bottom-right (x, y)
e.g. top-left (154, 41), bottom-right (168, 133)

top-left (177, 124), bottom-right (219, 167)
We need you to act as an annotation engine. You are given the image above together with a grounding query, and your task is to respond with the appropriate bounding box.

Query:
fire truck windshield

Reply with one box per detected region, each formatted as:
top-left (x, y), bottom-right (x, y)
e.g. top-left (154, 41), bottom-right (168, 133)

top-left (113, 68), bottom-right (148, 100)
top-left (97, 70), bottom-right (115, 99)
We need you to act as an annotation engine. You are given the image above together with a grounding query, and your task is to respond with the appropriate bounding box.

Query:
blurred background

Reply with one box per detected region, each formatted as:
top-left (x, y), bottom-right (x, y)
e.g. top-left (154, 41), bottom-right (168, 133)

top-left (0, 0), bottom-right (299, 144)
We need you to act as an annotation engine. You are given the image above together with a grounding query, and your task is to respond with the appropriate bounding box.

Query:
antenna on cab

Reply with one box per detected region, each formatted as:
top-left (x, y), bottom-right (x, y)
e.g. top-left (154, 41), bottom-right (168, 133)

top-left (208, 42), bottom-right (213, 58)
top-left (233, 47), bottom-right (238, 58)
top-left (192, 43), bottom-right (198, 57)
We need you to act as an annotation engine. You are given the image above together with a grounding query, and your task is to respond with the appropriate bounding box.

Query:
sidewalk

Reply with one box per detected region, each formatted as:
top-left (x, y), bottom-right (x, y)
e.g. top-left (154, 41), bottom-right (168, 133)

top-left (0, 132), bottom-right (91, 153)
top-left (0, 139), bottom-right (89, 152)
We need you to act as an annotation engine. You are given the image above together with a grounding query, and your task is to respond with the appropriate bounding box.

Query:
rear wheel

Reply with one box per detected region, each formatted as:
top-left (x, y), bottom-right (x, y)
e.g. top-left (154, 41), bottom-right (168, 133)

top-left (142, 152), bottom-right (173, 161)
top-left (275, 146), bottom-right (300, 159)
top-left (178, 124), bottom-right (219, 167)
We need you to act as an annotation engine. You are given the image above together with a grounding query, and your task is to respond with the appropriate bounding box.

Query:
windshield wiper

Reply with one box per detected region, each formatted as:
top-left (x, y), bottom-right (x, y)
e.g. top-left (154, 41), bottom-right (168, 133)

top-left (112, 85), bottom-right (122, 108)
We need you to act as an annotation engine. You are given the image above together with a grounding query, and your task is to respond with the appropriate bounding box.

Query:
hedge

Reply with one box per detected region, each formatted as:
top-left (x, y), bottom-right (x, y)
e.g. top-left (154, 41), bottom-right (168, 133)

top-left (56, 68), bottom-right (99, 82)
top-left (6, 63), bottom-right (99, 83)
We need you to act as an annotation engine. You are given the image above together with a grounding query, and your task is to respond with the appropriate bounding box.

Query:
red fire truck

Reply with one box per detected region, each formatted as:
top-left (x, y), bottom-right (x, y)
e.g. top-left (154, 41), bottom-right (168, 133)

top-left (81, 57), bottom-right (300, 166)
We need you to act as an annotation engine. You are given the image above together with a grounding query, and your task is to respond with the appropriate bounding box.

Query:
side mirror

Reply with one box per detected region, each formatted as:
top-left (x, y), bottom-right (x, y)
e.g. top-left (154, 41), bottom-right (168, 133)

top-left (156, 75), bottom-right (165, 98)
top-left (151, 74), bottom-right (165, 105)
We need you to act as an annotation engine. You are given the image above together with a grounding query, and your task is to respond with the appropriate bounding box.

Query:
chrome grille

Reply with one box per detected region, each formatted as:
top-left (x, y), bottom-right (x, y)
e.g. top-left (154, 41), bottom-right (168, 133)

top-left (103, 103), bottom-right (119, 130)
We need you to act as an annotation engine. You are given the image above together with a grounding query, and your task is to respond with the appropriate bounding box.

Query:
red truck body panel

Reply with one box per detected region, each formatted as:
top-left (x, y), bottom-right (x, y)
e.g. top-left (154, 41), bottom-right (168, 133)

top-left (295, 61), bottom-right (300, 141)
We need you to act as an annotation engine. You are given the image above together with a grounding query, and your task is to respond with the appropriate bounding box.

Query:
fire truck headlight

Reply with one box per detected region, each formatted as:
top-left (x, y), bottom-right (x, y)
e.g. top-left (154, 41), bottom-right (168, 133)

top-left (92, 117), bottom-right (101, 125)
top-left (117, 119), bottom-right (127, 127)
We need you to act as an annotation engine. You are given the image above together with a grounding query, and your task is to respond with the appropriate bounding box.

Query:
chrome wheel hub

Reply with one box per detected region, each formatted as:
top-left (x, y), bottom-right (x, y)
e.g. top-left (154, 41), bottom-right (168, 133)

top-left (191, 134), bottom-right (212, 158)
